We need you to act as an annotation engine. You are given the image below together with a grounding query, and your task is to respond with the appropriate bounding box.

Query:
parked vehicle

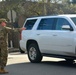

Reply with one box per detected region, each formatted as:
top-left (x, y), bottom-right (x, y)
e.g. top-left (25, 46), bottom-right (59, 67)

top-left (20, 14), bottom-right (76, 63)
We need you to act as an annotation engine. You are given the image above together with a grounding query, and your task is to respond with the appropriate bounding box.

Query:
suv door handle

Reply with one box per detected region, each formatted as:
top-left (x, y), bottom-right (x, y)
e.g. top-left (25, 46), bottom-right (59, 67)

top-left (53, 35), bottom-right (57, 36)
top-left (37, 34), bottom-right (40, 35)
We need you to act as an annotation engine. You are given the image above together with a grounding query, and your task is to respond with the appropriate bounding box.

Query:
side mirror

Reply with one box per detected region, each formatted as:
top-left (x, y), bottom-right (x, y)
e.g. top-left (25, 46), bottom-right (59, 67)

top-left (62, 25), bottom-right (73, 31)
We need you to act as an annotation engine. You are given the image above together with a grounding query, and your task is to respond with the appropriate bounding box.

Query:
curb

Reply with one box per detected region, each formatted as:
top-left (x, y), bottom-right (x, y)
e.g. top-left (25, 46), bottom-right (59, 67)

top-left (8, 48), bottom-right (19, 53)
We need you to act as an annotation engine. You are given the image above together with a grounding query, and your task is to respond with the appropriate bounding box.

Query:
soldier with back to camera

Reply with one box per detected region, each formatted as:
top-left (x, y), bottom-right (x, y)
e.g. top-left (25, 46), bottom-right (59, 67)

top-left (0, 18), bottom-right (25, 74)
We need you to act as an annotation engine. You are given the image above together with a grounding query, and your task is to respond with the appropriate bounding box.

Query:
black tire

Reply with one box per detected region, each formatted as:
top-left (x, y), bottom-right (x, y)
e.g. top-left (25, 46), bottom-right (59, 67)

top-left (65, 59), bottom-right (74, 63)
top-left (19, 47), bottom-right (25, 53)
top-left (27, 43), bottom-right (42, 63)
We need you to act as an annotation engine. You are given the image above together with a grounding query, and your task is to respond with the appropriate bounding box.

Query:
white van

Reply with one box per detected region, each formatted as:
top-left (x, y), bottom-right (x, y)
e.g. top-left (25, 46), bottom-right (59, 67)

top-left (20, 14), bottom-right (76, 63)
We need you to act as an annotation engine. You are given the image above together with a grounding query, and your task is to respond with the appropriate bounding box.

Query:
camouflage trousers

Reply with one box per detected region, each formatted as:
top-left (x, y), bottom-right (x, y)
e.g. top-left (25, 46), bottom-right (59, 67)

top-left (0, 45), bottom-right (8, 69)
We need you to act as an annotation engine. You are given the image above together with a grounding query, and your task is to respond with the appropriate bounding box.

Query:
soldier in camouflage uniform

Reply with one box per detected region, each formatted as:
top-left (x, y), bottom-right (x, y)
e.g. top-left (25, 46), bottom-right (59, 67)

top-left (0, 18), bottom-right (25, 74)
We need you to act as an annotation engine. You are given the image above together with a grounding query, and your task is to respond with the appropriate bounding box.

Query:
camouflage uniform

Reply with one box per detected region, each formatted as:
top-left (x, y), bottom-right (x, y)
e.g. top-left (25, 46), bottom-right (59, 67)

top-left (0, 26), bottom-right (8, 69)
top-left (0, 19), bottom-right (20, 70)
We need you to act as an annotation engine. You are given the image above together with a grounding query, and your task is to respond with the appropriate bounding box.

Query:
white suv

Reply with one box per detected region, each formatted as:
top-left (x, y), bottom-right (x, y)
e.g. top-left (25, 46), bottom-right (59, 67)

top-left (20, 14), bottom-right (76, 63)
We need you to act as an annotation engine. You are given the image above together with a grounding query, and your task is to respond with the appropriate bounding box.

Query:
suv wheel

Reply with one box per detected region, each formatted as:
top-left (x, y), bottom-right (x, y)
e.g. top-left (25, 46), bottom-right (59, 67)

top-left (27, 43), bottom-right (42, 63)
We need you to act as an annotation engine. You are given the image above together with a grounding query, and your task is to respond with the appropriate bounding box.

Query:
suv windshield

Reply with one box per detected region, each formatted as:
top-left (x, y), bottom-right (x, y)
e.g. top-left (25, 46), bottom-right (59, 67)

top-left (71, 17), bottom-right (76, 25)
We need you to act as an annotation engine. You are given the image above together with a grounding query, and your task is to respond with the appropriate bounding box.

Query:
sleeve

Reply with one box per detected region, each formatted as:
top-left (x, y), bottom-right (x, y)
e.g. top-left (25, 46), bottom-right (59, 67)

top-left (12, 28), bottom-right (21, 33)
top-left (4, 26), bottom-right (21, 33)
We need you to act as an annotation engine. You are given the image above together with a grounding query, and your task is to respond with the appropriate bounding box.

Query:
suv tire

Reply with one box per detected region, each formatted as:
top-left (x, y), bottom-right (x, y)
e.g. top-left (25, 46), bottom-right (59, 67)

top-left (65, 59), bottom-right (74, 63)
top-left (27, 43), bottom-right (42, 63)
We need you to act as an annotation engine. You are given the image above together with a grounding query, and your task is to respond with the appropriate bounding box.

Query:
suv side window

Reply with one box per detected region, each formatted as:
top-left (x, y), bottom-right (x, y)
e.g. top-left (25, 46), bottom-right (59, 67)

top-left (24, 19), bottom-right (37, 30)
top-left (56, 18), bottom-right (71, 30)
top-left (37, 18), bottom-right (54, 30)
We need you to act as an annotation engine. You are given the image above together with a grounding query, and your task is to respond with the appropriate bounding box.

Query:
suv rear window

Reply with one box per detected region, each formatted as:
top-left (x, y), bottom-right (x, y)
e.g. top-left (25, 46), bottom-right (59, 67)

top-left (24, 19), bottom-right (37, 30)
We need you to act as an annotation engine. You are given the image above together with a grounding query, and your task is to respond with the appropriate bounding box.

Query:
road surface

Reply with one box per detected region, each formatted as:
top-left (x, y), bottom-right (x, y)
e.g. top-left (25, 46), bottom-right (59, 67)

top-left (1, 52), bottom-right (76, 75)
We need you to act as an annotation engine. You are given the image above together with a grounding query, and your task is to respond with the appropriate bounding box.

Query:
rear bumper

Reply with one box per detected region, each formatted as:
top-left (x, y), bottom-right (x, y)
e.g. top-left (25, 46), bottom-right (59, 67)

top-left (19, 40), bottom-right (27, 51)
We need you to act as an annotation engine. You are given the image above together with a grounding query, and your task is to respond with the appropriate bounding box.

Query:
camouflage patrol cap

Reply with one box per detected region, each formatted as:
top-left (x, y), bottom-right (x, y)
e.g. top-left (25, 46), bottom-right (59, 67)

top-left (0, 18), bottom-right (7, 23)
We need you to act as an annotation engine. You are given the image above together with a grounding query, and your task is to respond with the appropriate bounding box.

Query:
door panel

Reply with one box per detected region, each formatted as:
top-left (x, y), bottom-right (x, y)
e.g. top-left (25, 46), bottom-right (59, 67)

top-left (36, 18), bottom-right (75, 56)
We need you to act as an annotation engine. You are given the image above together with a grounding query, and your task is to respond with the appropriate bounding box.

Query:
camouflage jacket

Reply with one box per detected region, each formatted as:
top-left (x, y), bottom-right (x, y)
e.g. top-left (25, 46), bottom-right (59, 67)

top-left (0, 25), bottom-right (20, 47)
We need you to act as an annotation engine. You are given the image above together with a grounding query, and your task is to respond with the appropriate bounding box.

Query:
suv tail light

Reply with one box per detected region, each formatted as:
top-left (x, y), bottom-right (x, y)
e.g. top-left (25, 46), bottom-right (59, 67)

top-left (20, 27), bottom-right (26, 40)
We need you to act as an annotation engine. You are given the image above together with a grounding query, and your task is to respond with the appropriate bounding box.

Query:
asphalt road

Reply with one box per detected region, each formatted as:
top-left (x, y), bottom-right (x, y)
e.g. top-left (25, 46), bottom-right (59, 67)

top-left (1, 52), bottom-right (76, 75)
